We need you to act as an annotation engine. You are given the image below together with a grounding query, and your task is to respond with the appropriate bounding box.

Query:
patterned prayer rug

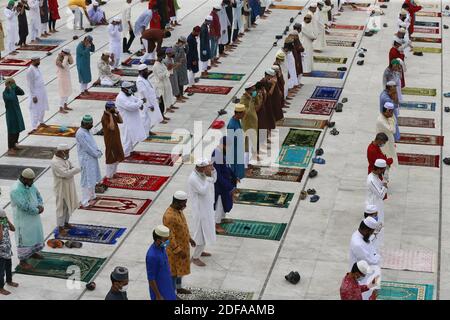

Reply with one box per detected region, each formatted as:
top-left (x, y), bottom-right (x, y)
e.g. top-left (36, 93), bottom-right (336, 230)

top-left (397, 133), bottom-right (444, 146)
top-left (342, 2), bottom-right (371, 7)
top-left (103, 172), bottom-right (169, 191)
top-left (378, 282), bottom-right (434, 300)
top-left (282, 128), bottom-right (321, 148)
top-left (31, 125), bottom-right (78, 138)
top-left (421, 3), bottom-right (439, 8)
top-left (219, 219), bottom-right (287, 241)
top-left (37, 38), bottom-right (65, 45)
top-left (326, 40), bottom-right (356, 47)
top-left (0, 165), bottom-right (46, 180)
top-left (398, 153), bottom-right (440, 168)
top-left (0, 58), bottom-right (32, 67)
top-left (311, 86), bottom-right (343, 100)
top-left (330, 24), bottom-right (365, 31)
top-left (246, 166), bottom-right (305, 182)
top-left (269, 4), bottom-right (303, 10)
top-left (185, 85), bottom-right (233, 95)
top-left (123, 151), bottom-right (180, 166)
top-left (121, 57), bottom-right (153, 67)
top-left (326, 31), bottom-right (359, 39)
top-left (54, 224), bottom-right (126, 245)
top-left (313, 56), bottom-right (348, 64)
top-left (381, 248), bottom-right (435, 272)
top-left (75, 91), bottom-right (118, 101)
top-left (400, 101), bottom-right (436, 111)
top-left (81, 195), bottom-right (152, 215)
top-left (14, 252), bottom-right (106, 283)
top-left (416, 11), bottom-right (442, 17)
top-left (276, 118), bottom-right (328, 129)
top-left (112, 68), bottom-right (140, 77)
top-left (303, 71), bottom-right (345, 79)
top-left (200, 72), bottom-right (245, 81)
top-left (0, 69), bottom-right (19, 77)
top-left (410, 36), bottom-right (442, 43)
top-left (401, 87), bottom-right (437, 96)
top-left (234, 188), bottom-right (294, 208)
top-left (397, 117), bottom-right (435, 128)
top-left (301, 99), bottom-right (336, 116)
top-left (93, 80), bottom-right (135, 88)
top-left (17, 44), bottom-right (58, 52)
top-left (413, 46), bottom-right (442, 54)
top-left (277, 146), bottom-right (315, 168)
top-left (414, 21), bottom-right (440, 27)
top-left (4, 146), bottom-right (57, 159)
top-left (414, 27), bottom-right (440, 34)
top-left (178, 287), bottom-right (253, 300)
top-left (144, 132), bottom-right (192, 144)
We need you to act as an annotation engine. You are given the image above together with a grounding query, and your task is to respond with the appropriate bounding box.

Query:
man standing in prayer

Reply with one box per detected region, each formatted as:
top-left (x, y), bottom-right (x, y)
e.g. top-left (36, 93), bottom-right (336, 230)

top-left (76, 36), bottom-right (95, 95)
top-left (340, 260), bottom-right (378, 300)
top-left (275, 50), bottom-right (290, 100)
top-left (0, 206), bottom-right (18, 296)
top-left (48, 0), bottom-right (60, 33)
top-left (40, 0), bottom-right (50, 38)
top-left (209, 6), bottom-right (221, 66)
top-left (172, 36), bottom-right (189, 102)
top-left (50, 144), bottom-right (80, 237)
top-left (115, 81), bottom-right (147, 158)
top-left (232, 0), bottom-right (244, 43)
top-left (284, 38), bottom-right (299, 94)
top-left (10, 168), bottom-right (45, 270)
top-left (163, 48), bottom-right (181, 107)
top-left (240, 82), bottom-right (260, 168)
top-left (76, 115), bottom-right (103, 208)
top-left (105, 266), bottom-right (129, 300)
top-left (217, 3), bottom-right (231, 59)
top-left (379, 81), bottom-right (400, 141)
top-left (366, 159), bottom-right (388, 223)
top-left (290, 28), bottom-right (304, 84)
top-left (403, 0), bottom-right (422, 36)
top-left (3, 78), bottom-right (25, 156)
top-left (108, 17), bottom-right (123, 71)
top-left (307, 4), bottom-right (322, 53)
top-left (122, 0), bottom-right (134, 54)
top-left (163, 191), bottom-right (196, 295)
top-left (258, 69), bottom-right (278, 146)
top-left (188, 158), bottom-right (217, 267)
top-left (140, 29), bottom-right (172, 64)
top-left (382, 59), bottom-right (403, 103)
top-left (17, 1), bottom-right (30, 48)
top-left (26, 57), bottom-right (49, 133)
top-left (153, 50), bottom-right (176, 116)
top-left (4, 1), bottom-right (19, 56)
top-left (227, 104), bottom-right (246, 180)
top-left (367, 133), bottom-right (393, 175)
top-left (389, 41), bottom-right (406, 88)
top-left (96, 52), bottom-right (121, 87)
top-left (300, 14), bottom-right (316, 75)
top-left (146, 225), bottom-right (177, 300)
top-left (186, 26), bottom-right (201, 85)
top-left (376, 102), bottom-right (397, 169)
top-left (272, 64), bottom-right (287, 110)
top-left (200, 16), bottom-right (213, 76)
top-left (56, 47), bottom-right (74, 114)
top-left (29, 0), bottom-right (41, 44)
top-left (88, 1), bottom-right (108, 25)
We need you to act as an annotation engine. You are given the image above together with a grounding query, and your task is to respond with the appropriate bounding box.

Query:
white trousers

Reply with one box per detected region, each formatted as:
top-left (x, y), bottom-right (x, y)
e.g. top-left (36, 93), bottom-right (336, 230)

top-left (215, 195), bottom-right (226, 224)
top-left (187, 70), bottom-right (196, 85)
top-left (56, 201), bottom-right (71, 227)
top-left (105, 162), bottom-right (119, 178)
top-left (192, 244), bottom-right (206, 259)
top-left (71, 7), bottom-right (83, 29)
top-left (80, 82), bottom-right (88, 92)
top-left (6, 34), bottom-right (16, 54)
top-left (29, 107), bottom-right (45, 129)
top-left (199, 60), bottom-right (209, 72)
top-left (41, 23), bottom-right (48, 34)
top-left (30, 20), bottom-right (40, 41)
top-left (141, 39), bottom-right (156, 63)
top-left (81, 186), bottom-right (96, 207)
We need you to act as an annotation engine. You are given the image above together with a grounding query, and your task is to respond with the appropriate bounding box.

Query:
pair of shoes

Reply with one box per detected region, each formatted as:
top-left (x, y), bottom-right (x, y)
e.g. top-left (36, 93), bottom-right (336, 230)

top-left (285, 271), bottom-right (300, 284)
top-left (341, 97), bottom-right (348, 103)
top-left (327, 121), bottom-right (335, 128)
top-left (315, 148), bottom-right (324, 156)
top-left (312, 157), bottom-right (326, 164)
top-left (335, 102), bottom-right (343, 112)
top-left (310, 195), bottom-right (320, 203)
top-left (445, 107), bottom-right (450, 112)
top-left (217, 109), bottom-right (227, 116)
top-left (443, 158), bottom-right (450, 165)
top-left (357, 60), bottom-right (364, 66)
top-left (358, 52), bottom-right (365, 58)
top-left (444, 25), bottom-right (449, 29)
top-left (330, 128), bottom-right (340, 135)
top-left (308, 169), bottom-right (318, 178)
top-left (86, 282), bottom-right (96, 291)
top-left (413, 51), bottom-right (423, 56)
top-left (337, 67), bottom-right (347, 71)
top-left (307, 188), bottom-right (316, 195)
top-left (300, 191), bottom-right (308, 200)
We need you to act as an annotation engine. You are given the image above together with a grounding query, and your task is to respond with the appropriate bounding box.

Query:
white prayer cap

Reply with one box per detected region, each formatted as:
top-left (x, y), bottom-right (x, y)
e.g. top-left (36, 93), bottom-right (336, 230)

top-left (62, 47), bottom-right (71, 54)
top-left (244, 81), bottom-right (256, 89)
top-left (363, 217), bottom-right (379, 230)
top-left (205, 15), bottom-right (213, 21)
top-left (289, 30), bottom-right (299, 36)
top-left (384, 101), bottom-right (395, 110)
top-left (271, 65), bottom-right (280, 71)
top-left (364, 204), bottom-right (378, 214)
top-left (113, 17), bottom-right (121, 22)
top-left (356, 260), bottom-right (373, 275)
top-left (386, 80), bottom-right (396, 87)
top-left (399, 22), bottom-right (407, 28)
top-left (310, 3), bottom-right (317, 8)
top-left (400, 9), bottom-right (408, 15)
top-left (102, 51), bottom-right (111, 56)
top-left (138, 64), bottom-right (148, 71)
top-left (195, 158), bottom-right (211, 167)
top-left (317, 0), bottom-right (324, 5)
top-left (178, 36), bottom-right (187, 42)
top-left (121, 81), bottom-right (134, 88)
top-left (92, 0), bottom-right (99, 6)
top-left (398, 27), bottom-right (407, 33)
top-left (265, 68), bottom-right (276, 76)
top-left (57, 143), bottom-right (70, 151)
top-left (154, 225), bottom-right (170, 237)
top-left (374, 158), bottom-right (387, 168)
top-left (174, 191), bottom-right (188, 200)
top-left (21, 168), bottom-right (36, 179)
top-left (31, 56), bottom-right (40, 60)
top-left (213, 4), bottom-right (222, 10)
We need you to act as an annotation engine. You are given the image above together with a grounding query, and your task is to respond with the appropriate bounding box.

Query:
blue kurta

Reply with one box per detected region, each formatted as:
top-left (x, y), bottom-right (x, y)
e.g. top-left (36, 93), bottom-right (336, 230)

top-left (199, 23), bottom-right (211, 62)
top-left (226, 117), bottom-right (245, 179)
top-left (186, 33), bottom-right (199, 73)
top-left (133, 10), bottom-right (152, 35)
top-left (146, 243), bottom-right (176, 300)
top-left (379, 90), bottom-right (400, 141)
top-left (212, 148), bottom-right (236, 213)
top-left (76, 42), bottom-right (95, 84)
top-left (75, 128), bottom-right (102, 188)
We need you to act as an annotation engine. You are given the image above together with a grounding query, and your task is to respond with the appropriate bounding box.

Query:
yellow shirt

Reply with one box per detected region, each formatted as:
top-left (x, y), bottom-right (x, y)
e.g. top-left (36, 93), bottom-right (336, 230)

top-left (69, 0), bottom-right (87, 8)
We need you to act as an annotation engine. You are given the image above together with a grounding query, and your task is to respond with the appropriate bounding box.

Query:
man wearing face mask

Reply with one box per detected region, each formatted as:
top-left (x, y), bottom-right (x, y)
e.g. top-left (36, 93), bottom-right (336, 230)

top-left (366, 159), bottom-right (388, 224)
top-left (10, 168), bottom-right (45, 270)
top-left (340, 260), bottom-right (379, 300)
top-left (367, 133), bottom-right (393, 175)
top-left (146, 225), bottom-right (176, 300)
top-left (51, 144), bottom-right (81, 237)
top-left (26, 57), bottom-right (49, 133)
top-left (105, 266), bottom-right (129, 300)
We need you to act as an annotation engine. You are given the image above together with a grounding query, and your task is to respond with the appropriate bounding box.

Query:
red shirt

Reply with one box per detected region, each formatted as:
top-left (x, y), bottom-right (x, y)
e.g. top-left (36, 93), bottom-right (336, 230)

top-left (48, 0), bottom-right (61, 20)
top-left (209, 11), bottom-right (221, 38)
top-left (340, 273), bottom-right (370, 300)
top-left (367, 142), bottom-right (393, 174)
top-left (150, 11), bottom-right (161, 29)
top-left (404, 0), bottom-right (422, 34)
top-left (389, 47), bottom-right (405, 87)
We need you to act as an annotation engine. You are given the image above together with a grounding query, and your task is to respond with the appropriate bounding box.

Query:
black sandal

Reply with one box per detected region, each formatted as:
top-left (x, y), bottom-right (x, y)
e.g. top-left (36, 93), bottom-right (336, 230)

top-left (315, 148), bottom-right (324, 156)
top-left (308, 169), bottom-right (318, 178)
top-left (307, 188), bottom-right (316, 195)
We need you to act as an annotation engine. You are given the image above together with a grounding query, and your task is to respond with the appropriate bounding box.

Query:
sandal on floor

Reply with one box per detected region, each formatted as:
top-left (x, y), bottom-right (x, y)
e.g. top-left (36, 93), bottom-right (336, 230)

top-left (443, 158), bottom-right (450, 165)
top-left (307, 188), bottom-right (316, 195)
top-left (300, 191), bottom-right (308, 200)
top-left (47, 239), bottom-right (64, 249)
top-left (357, 60), bottom-right (364, 66)
top-left (312, 157), bottom-right (326, 165)
top-left (341, 97), bottom-right (348, 103)
top-left (444, 93), bottom-right (450, 98)
top-left (335, 103), bottom-right (343, 112)
top-left (337, 67), bottom-right (347, 71)
top-left (315, 148), bottom-right (324, 156)
top-left (65, 241), bottom-right (83, 249)
top-left (413, 51), bottom-right (423, 56)
top-left (445, 107), bottom-right (450, 112)
top-left (310, 195), bottom-right (320, 203)
top-left (330, 128), bottom-right (340, 135)
top-left (308, 169), bottom-right (318, 178)
top-left (327, 121), bottom-right (335, 128)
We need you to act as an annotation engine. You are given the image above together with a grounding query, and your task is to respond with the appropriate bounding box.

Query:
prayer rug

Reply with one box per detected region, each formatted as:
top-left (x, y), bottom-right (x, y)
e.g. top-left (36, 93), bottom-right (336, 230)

top-left (178, 287), bottom-right (253, 300)
top-left (414, 21), bottom-right (440, 28)
top-left (313, 56), bottom-right (348, 64)
top-left (112, 68), bottom-right (140, 77)
top-left (410, 36), bottom-right (442, 43)
top-left (378, 282), bottom-right (434, 300)
top-left (81, 195), bottom-right (152, 215)
top-left (0, 58), bottom-right (32, 67)
top-left (342, 2), bottom-right (371, 7)
top-left (311, 86), bottom-right (343, 100)
top-left (330, 24), bottom-right (365, 31)
top-left (37, 38), bottom-right (65, 45)
top-left (416, 11), bottom-right (442, 17)
top-left (75, 91), bottom-right (118, 101)
top-left (276, 118), bottom-right (328, 129)
top-left (399, 101), bottom-right (436, 111)
top-left (123, 151), bottom-right (180, 166)
top-left (93, 80), bottom-right (135, 88)
top-left (397, 117), bottom-right (435, 128)
top-left (0, 165), bottom-right (45, 180)
top-left (0, 69), bottom-right (19, 77)
top-left (421, 3), bottom-right (439, 8)
top-left (14, 252), bottom-right (106, 283)
top-left (303, 71), bottom-right (345, 79)
top-left (4, 146), bottom-right (56, 159)
top-left (185, 85), bottom-right (233, 95)
top-left (326, 40), bottom-right (356, 47)
top-left (17, 44), bottom-right (58, 52)
top-left (103, 172), bottom-right (169, 191)
top-left (200, 72), bottom-right (245, 81)
top-left (54, 224), bottom-right (126, 245)
top-left (277, 146), bottom-right (315, 168)
top-left (401, 87), bottom-right (437, 96)
top-left (234, 188), bottom-right (294, 208)
top-left (31, 125), bottom-right (78, 138)
top-left (381, 248), bottom-right (435, 272)
top-left (144, 132), bottom-right (192, 144)
top-left (397, 133), bottom-right (443, 146)
top-left (414, 27), bottom-right (440, 34)
top-left (121, 57), bottom-right (153, 67)
top-left (282, 128), bottom-right (321, 148)
top-left (326, 31), bottom-right (359, 39)
top-left (246, 165), bottom-right (305, 182)
top-left (219, 219), bottom-right (287, 241)
top-left (398, 153), bottom-right (440, 168)
top-left (301, 99), bottom-right (336, 116)
top-left (413, 46), bottom-right (442, 54)
top-left (269, 4), bottom-right (303, 10)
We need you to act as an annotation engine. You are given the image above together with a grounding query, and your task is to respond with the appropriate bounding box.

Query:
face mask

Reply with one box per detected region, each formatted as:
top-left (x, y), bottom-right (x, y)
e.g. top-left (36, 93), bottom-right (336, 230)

top-left (161, 240), bottom-right (170, 248)
top-left (251, 91), bottom-right (257, 98)
top-left (369, 234), bottom-right (375, 241)
top-left (124, 89), bottom-right (133, 96)
top-left (372, 216), bottom-right (379, 221)
top-left (119, 285), bottom-right (128, 292)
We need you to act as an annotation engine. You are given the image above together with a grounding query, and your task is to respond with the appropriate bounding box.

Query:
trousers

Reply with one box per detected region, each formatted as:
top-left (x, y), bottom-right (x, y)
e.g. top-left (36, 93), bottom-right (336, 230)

top-left (105, 162), bottom-right (119, 178)
top-left (123, 30), bottom-right (135, 52)
top-left (192, 244), bottom-right (205, 259)
top-left (56, 201), bottom-right (71, 227)
top-left (8, 133), bottom-right (19, 150)
top-left (29, 107), bottom-right (45, 130)
top-left (0, 258), bottom-right (12, 289)
top-left (81, 186), bottom-right (96, 207)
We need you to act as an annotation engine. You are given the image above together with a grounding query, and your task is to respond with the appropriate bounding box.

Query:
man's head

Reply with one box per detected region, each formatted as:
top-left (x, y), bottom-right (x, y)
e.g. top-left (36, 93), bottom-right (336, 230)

top-left (244, 82), bottom-right (256, 96)
top-left (7, 0), bottom-right (14, 9)
top-left (205, 15), bottom-right (213, 25)
top-left (389, 58), bottom-right (401, 71)
top-left (31, 56), bottom-right (40, 67)
top-left (234, 103), bottom-right (245, 119)
top-left (358, 217), bottom-right (378, 242)
top-left (382, 102), bottom-right (394, 118)
top-left (20, 168), bottom-right (35, 188)
top-left (153, 225), bottom-right (170, 247)
top-left (192, 26), bottom-right (201, 36)
top-left (373, 132), bottom-right (389, 147)
top-left (271, 65), bottom-right (280, 76)
top-left (105, 100), bottom-right (117, 112)
top-left (85, 0), bottom-right (92, 6)
top-left (293, 23), bottom-right (302, 32)
top-left (397, 28), bottom-right (406, 38)
top-left (385, 80), bottom-right (397, 93)
top-left (121, 81), bottom-right (134, 96)
top-left (4, 78), bottom-right (16, 89)
top-left (157, 50), bottom-right (166, 62)
top-left (393, 40), bottom-right (401, 48)
top-left (177, 36), bottom-right (187, 45)
top-left (165, 47), bottom-right (174, 58)
top-left (350, 260), bottom-right (372, 280)
top-left (164, 31), bottom-right (172, 39)
top-left (101, 51), bottom-right (111, 62)
top-left (304, 14), bottom-right (312, 24)
top-left (317, 1), bottom-right (324, 9)
top-left (62, 47), bottom-right (71, 55)
top-left (112, 17), bottom-right (122, 25)
top-left (213, 5), bottom-right (221, 12)
top-left (364, 204), bottom-right (379, 220)
top-left (138, 63), bottom-right (149, 78)
top-left (309, 4), bottom-right (317, 12)
top-left (275, 50), bottom-right (286, 64)
top-left (83, 35), bottom-right (93, 47)
top-left (264, 68), bottom-right (276, 81)
top-left (92, 1), bottom-right (99, 10)
top-left (172, 191), bottom-right (188, 211)
top-left (195, 158), bottom-right (213, 176)
top-left (55, 144), bottom-right (70, 160)
top-left (110, 266), bottom-right (129, 292)
top-left (81, 114), bottom-right (94, 130)
top-left (373, 158), bottom-right (387, 176)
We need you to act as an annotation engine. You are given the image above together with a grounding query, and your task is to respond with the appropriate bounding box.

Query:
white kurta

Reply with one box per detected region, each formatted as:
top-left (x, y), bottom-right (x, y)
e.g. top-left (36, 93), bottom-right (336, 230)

top-left (57, 55), bottom-right (73, 98)
top-left (376, 114), bottom-right (397, 166)
top-left (301, 21), bottom-right (316, 73)
top-left (115, 91), bottom-right (147, 157)
top-left (26, 65), bottom-right (49, 129)
top-left (349, 230), bottom-right (381, 268)
top-left (29, 0), bottom-right (41, 41)
top-left (136, 75), bottom-right (163, 132)
top-left (286, 51), bottom-right (299, 88)
top-left (312, 10), bottom-right (326, 50)
top-left (365, 172), bottom-right (387, 223)
top-left (108, 24), bottom-right (123, 69)
top-left (188, 169), bottom-right (217, 246)
top-left (321, 5), bottom-right (332, 26)
top-left (279, 59), bottom-right (289, 97)
top-left (122, 3), bottom-right (132, 36)
top-left (232, 0), bottom-right (243, 31)
top-left (218, 7), bottom-right (231, 45)
top-left (152, 60), bottom-right (175, 108)
top-left (4, 8), bottom-right (18, 54)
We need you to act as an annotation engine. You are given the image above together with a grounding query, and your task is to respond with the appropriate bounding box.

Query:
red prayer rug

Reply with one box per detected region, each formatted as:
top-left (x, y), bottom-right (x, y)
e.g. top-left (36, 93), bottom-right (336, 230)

top-left (0, 69), bottom-right (19, 77)
top-left (75, 91), bottom-right (118, 101)
top-left (397, 133), bottom-right (444, 146)
top-left (103, 173), bottom-right (169, 191)
top-left (397, 117), bottom-right (435, 128)
top-left (0, 58), bottom-right (32, 67)
top-left (123, 151), bottom-right (180, 166)
top-left (185, 85), bottom-right (233, 95)
top-left (301, 99), bottom-right (336, 116)
top-left (330, 24), bottom-right (365, 31)
top-left (414, 27), bottom-right (439, 34)
top-left (81, 195), bottom-right (152, 215)
top-left (398, 153), bottom-right (440, 168)
top-left (17, 44), bottom-right (58, 52)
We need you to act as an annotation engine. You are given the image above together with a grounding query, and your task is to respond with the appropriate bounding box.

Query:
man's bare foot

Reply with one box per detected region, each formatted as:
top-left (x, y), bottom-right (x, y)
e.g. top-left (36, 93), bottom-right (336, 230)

top-left (216, 224), bottom-right (227, 235)
top-left (59, 107), bottom-right (68, 114)
top-left (0, 288), bottom-right (11, 295)
top-left (163, 116), bottom-right (171, 121)
top-left (39, 123), bottom-right (49, 128)
top-left (221, 218), bottom-right (234, 224)
top-left (149, 131), bottom-right (157, 136)
top-left (6, 282), bottom-right (18, 288)
top-left (7, 149), bottom-right (16, 156)
top-left (28, 129), bottom-right (37, 134)
top-left (19, 261), bottom-right (33, 270)
top-left (191, 258), bottom-right (206, 267)
top-left (64, 106), bottom-right (73, 111)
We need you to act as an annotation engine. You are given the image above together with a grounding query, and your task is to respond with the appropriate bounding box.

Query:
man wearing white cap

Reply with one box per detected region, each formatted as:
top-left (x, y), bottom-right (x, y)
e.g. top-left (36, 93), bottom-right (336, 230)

top-left (96, 52), bottom-right (121, 87)
top-left (366, 159), bottom-right (388, 224)
top-left (56, 48), bottom-right (74, 114)
top-left (394, 28), bottom-right (412, 54)
top-left (188, 158), bottom-right (217, 267)
top-left (376, 102), bottom-right (397, 168)
top-left (88, 1), bottom-right (108, 25)
top-left (29, 0), bottom-right (42, 44)
top-left (340, 260), bottom-right (379, 300)
top-left (115, 81), bottom-right (147, 158)
top-left (153, 50), bottom-right (176, 116)
top-left (199, 16), bottom-right (213, 76)
top-left (314, 2), bottom-right (327, 51)
top-left (240, 82), bottom-right (259, 167)
top-left (26, 57), bottom-right (49, 133)
top-left (108, 17), bottom-right (123, 70)
top-left (51, 144), bottom-right (81, 236)
top-left (274, 50), bottom-right (289, 99)
top-left (398, 9), bottom-right (411, 34)
top-left (101, 101), bottom-right (124, 179)
top-left (307, 4), bottom-right (323, 53)
top-left (217, 3), bottom-right (231, 58)
top-left (76, 36), bottom-right (95, 95)
top-left (300, 14), bottom-right (316, 74)
top-left (379, 80), bottom-right (400, 141)
top-left (364, 204), bottom-right (383, 248)
top-left (382, 59), bottom-right (403, 103)
top-left (163, 191), bottom-right (196, 295)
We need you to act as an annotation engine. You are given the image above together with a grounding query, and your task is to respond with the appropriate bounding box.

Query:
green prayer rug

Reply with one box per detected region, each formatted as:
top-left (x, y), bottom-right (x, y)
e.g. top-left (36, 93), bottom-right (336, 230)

top-left (378, 281), bottom-right (434, 300)
top-left (282, 128), bottom-right (321, 148)
top-left (200, 72), bottom-right (245, 81)
top-left (220, 219), bottom-right (287, 241)
top-left (145, 132), bottom-right (192, 144)
top-left (234, 188), bottom-right (294, 208)
top-left (14, 252), bottom-right (106, 283)
top-left (313, 56), bottom-right (348, 64)
top-left (178, 287), bottom-right (254, 300)
top-left (413, 47), bottom-right (442, 54)
top-left (402, 87), bottom-right (437, 97)
top-left (4, 146), bottom-right (56, 159)
top-left (277, 146), bottom-right (315, 168)
top-left (246, 165), bottom-right (305, 182)
top-left (277, 118), bottom-right (328, 129)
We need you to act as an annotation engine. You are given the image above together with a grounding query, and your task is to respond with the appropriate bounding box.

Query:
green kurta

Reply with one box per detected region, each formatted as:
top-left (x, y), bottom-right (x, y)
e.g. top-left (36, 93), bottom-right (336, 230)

top-left (3, 86), bottom-right (25, 134)
top-left (240, 94), bottom-right (258, 132)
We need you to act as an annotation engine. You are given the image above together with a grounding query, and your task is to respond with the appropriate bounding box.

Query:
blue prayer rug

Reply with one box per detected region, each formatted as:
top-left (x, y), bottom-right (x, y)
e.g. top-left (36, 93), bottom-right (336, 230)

top-left (277, 146), bottom-right (315, 168)
top-left (378, 281), bottom-right (434, 300)
top-left (54, 224), bottom-right (126, 245)
top-left (122, 58), bottom-right (153, 67)
top-left (311, 86), bottom-right (343, 100)
top-left (304, 70), bottom-right (345, 79)
top-left (414, 21), bottom-right (439, 28)
top-left (400, 101), bottom-right (436, 111)
top-left (37, 39), bottom-right (65, 45)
